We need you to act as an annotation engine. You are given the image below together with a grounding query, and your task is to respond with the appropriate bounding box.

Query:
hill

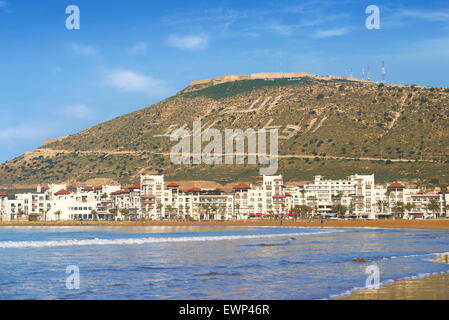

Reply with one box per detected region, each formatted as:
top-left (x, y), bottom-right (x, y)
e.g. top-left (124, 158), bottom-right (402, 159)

top-left (0, 73), bottom-right (448, 187)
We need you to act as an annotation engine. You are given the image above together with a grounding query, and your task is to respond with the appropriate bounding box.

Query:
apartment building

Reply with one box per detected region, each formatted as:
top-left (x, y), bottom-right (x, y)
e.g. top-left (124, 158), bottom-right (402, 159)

top-left (285, 174), bottom-right (377, 218)
top-left (0, 192), bottom-right (8, 221)
top-left (0, 173), bottom-right (446, 221)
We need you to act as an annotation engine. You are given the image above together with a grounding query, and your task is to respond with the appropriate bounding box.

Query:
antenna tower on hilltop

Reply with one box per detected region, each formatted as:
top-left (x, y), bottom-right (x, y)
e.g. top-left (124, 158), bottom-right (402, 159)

top-left (381, 61), bottom-right (386, 83)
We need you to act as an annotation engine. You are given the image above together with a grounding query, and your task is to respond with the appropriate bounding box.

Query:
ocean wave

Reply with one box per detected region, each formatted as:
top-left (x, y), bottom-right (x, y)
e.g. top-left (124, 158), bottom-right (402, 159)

top-left (382, 251), bottom-right (449, 261)
top-left (0, 230), bottom-right (344, 249)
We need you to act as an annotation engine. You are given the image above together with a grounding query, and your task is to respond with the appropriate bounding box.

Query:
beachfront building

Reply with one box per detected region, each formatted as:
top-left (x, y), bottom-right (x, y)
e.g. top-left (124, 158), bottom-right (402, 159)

top-left (233, 183), bottom-right (252, 219)
top-left (6, 193), bottom-right (52, 221)
top-left (0, 173), bottom-right (446, 221)
top-left (285, 174), bottom-right (377, 219)
top-left (0, 192), bottom-right (9, 221)
top-left (408, 192), bottom-right (446, 219)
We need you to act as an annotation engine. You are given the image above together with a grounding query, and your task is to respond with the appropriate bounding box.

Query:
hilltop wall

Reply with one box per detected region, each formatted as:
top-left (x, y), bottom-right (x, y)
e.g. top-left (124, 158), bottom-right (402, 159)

top-left (189, 72), bottom-right (370, 87)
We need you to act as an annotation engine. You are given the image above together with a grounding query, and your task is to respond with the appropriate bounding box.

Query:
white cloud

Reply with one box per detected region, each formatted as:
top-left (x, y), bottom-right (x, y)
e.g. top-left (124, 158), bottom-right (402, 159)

top-left (67, 43), bottom-right (98, 57)
top-left (397, 9), bottom-right (449, 22)
top-left (167, 34), bottom-right (208, 51)
top-left (103, 70), bottom-right (174, 98)
top-left (60, 104), bottom-right (93, 119)
top-left (0, 124), bottom-right (52, 148)
top-left (265, 21), bottom-right (297, 36)
top-left (383, 8), bottom-right (449, 28)
top-left (128, 42), bottom-right (148, 55)
top-left (161, 8), bottom-right (245, 26)
top-left (313, 27), bottom-right (351, 39)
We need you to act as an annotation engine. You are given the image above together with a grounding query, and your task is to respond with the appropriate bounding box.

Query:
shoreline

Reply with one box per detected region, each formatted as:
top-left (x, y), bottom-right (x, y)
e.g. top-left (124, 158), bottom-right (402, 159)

top-left (1, 219), bottom-right (449, 230)
top-left (337, 253), bottom-right (449, 300)
top-left (337, 272), bottom-right (449, 300)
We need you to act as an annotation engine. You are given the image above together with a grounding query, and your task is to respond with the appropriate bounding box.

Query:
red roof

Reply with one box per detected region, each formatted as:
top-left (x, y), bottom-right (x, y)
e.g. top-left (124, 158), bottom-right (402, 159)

top-left (55, 189), bottom-right (72, 196)
top-left (126, 183), bottom-right (141, 190)
top-left (112, 189), bottom-right (129, 195)
top-left (188, 187), bottom-right (201, 192)
top-left (0, 192), bottom-right (7, 197)
top-left (233, 183), bottom-right (251, 190)
top-left (388, 182), bottom-right (405, 189)
top-left (167, 183), bottom-right (179, 188)
top-left (82, 186), bottom-right (94, 191)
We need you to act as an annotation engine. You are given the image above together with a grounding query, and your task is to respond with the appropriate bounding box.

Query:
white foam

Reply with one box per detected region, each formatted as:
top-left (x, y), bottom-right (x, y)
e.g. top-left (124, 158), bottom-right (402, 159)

top-left (383, 251), bottom-right (449, 260)
top-left (0, 230), bottom-right (344, 249)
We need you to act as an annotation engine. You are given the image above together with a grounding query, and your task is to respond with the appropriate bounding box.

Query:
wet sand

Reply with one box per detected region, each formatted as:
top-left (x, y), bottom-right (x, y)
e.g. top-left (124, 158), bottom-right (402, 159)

top-left (338, 273), bottom-right (449, 300)
top-left (1, 219), bottom-right (449, 230)
top-left (339, 254), bottom-right (449, 300)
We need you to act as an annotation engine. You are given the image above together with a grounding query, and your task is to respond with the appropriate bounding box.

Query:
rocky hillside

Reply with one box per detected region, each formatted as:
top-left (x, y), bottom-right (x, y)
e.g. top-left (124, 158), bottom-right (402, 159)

top-left (1, 75), bottom-right (448, 187)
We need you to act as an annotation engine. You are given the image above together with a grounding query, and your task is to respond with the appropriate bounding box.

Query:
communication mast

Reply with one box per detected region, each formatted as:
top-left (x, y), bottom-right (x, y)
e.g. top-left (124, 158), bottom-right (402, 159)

top-left (362, 68), bottom-right (365, 81)
top-left (367, 65), bottom-right (371, 81)
top-left (349, 68), bottom-right (353, 78)
top-left (381, 61), bottom-right (386, 83)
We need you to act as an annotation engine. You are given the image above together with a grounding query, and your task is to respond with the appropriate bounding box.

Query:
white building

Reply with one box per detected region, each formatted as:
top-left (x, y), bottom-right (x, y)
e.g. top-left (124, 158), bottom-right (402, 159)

top-left (1, 174), bottom-right (446, 221)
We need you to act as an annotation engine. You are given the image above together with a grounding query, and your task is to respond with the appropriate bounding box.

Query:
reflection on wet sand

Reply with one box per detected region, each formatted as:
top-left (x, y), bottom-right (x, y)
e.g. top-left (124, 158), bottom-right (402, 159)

top-left (338, 273), bottom-right (449, 300)
top-left (340, 254), bottom-right (449, 300)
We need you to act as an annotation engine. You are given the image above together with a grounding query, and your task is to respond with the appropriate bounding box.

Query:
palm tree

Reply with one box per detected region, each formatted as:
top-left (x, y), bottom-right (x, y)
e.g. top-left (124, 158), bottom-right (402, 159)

top-left (391, 201), bottom-right (405, 219)
top-left (425, 199), bottom-right (441, 218)
top-left (332, 204), bottom-right (347, 218)
top-left (17, 209), bottom-right (25, 221)
top-left (210, 204), bottom-right (218, 220)
top-left (439, 185), bottom-right (448, 218)
top-left (376, 200), bottom-right (389, 216)
top-left (257, 203), bottom-right (263, 218)
top-left (297, 205), bottom-right (312, 220)
top-left (185, 204), bottom-right (191, 221)
top-left (235, 203), bottom-right (240, 220)
top-left (178, 204), bottom-right (184, 220)
top-left (166, 205), bottom-right (174, 220)
top-left (119, 208), bottom-right (130, 221)
top-left (201, 203), bottom-right (211, 221)
top-left (290, 205), bottom-right (300, 221)
top-left (141, 208), bottom-right (149, 221)
top-left (55, 210), bottom-right (62, 221)
top-left (90, 210), bottom-right (99, 221)
top-left (404, 203), bottom-right (416, 219)
top-left (109, 207), bottom-right (118, 221)
top-left (156, 203), bottom-right (164, 219)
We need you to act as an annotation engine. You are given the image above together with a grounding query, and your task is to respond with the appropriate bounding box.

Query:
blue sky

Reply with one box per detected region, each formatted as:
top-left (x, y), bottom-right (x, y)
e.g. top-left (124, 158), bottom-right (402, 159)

top-left (0, 0), bottom-right (448, 163)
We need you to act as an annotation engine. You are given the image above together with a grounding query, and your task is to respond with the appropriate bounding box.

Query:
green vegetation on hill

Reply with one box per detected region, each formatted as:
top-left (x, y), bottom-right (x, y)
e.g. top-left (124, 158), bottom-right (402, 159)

top-left (182, 78), bottom-right (314, 99)
top-left (182, 77), bottom-right (358, 100)
top-left (0, 76), bottom-right (447, 186)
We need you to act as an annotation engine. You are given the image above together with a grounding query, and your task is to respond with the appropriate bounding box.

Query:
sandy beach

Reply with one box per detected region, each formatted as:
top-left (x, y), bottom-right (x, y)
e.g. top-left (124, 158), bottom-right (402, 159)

top-left (1, 219), bottom-right (449, 230)
top-left (338, 253), bottom-right (449, 300)
top-left (338, 273), bottom-right (449, 300)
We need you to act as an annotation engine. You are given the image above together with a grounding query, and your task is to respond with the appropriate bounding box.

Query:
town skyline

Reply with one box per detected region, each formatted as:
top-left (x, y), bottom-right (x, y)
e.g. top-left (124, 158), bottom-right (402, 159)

top-left (1, 172), bottom-right (447, 223)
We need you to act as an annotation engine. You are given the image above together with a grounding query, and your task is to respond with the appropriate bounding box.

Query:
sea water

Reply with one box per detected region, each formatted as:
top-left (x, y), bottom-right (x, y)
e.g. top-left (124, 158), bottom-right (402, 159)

top-left (0, 226), bottom-right (448, 300)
